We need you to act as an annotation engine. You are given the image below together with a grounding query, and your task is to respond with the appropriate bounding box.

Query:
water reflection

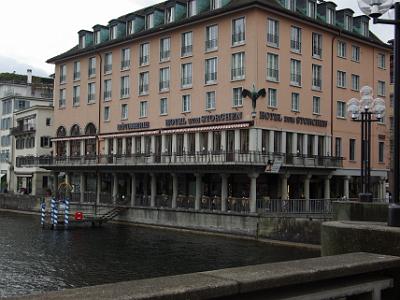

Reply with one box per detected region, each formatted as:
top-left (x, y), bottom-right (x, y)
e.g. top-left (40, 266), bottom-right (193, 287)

top-left (0, 211), bottom-right (317, 297)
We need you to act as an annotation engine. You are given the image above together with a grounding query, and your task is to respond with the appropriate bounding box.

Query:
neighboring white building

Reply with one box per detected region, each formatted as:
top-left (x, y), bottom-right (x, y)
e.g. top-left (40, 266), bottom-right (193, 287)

top-left (12, 106), bottom-right (54, 195)
top-left (0, 70), bottom-right (53, 191)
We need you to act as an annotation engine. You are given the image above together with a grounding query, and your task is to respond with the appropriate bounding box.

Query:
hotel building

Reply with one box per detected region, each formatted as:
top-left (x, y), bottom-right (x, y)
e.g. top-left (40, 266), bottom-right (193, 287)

top-left (43, 0), bottom-right (391, 212)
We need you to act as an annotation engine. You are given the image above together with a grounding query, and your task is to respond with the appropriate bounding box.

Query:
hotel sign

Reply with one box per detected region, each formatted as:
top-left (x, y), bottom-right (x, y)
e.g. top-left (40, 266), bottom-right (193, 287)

top-left (166, 112), bottom-right (243, 127)
top-left (259, 112), bottom-right (328, 128)
top-left (117, 122), bottom-right (150, 131)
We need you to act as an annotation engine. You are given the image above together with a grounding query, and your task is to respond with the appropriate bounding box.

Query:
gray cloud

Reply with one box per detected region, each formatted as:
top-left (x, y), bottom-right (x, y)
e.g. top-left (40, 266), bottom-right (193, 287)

top-left (0, 55), bottom-right (50, 77)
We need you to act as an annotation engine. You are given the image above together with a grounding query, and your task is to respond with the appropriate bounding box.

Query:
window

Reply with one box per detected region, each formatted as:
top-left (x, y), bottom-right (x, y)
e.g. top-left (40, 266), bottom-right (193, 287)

top-left (267, 19), bottom-right (279, 47)
top-left (1, 117), bottom-right (11, 130)
top-left (121, 48), bottom-right (130, 70)
top-left (205, 25), bottom-right (218, 51)
top-left (290, 59), bottom-right (301, 86)
top-left (159, 67), bottom-right (170, 91)
top-left (337, 101), bottom-right (346, 118)
top-left (181, 32), bottom-right (193, 57)
top-left (349, 139), bottom-right (356, 161)
top-left (139, 43), bottom-right (150, 66)
top-left (312, 33), bottom-right (322, 58)
top-left (351, 74), bottom-right (360, 91)
top-left (139, 72), bottom-right (149, 95)
top-left (233, 87), bottom-right (243, 107)
top-left (40, 136), bottom-right (52, 148)
top-left (307, 0), bottom-right (316, 18)
top-left (284, 0), bottom-right (296, 11)
top-left (88, 57), bottom-right (96, 77)
top-left (232, 17), bottom-right (245, 45)
top-left (268, 88), bottom-right (277, 108)
top-left (291, 93), bottom-right (299, 112)
top-left (59, 89), bottom-right (66, 108)
top-left (361, 21), bottom-right (369, 37)
top-left (15, 100), bottom-right (29, 111)
top-left (344, 15), bottom-right (353, 31)
top-left (312, 64), bottom-right (322, 90)
top-left (206, 91), bottom-right (216, 110)
top-left (337, 71), bottom-right (347, 88)
top-left (160, 37), bottom-right (171, 61)
top-left (327, 8), bottom-right (335, 25)
top-left (166, 6), bottom-right (175, 23)
top-left (181, 63), bottom-right (192, 87)
top-left (60, 65), bottom-right (66, 83)
top-left (46, 118), bottom-right (51, 126)
top-left (335, 137), bottom-right (342, 157)
top-left (160, 98), bottom-right (168, 115)
top-left (2, 100), bottom-right (12, 115)
top-left (146, 13), bottom-right (154, 29)
top-left (1, 135), bottom-right (11, 147)
top-left (267, 53), bottom-right (279, 81)
top-left (73, 61), bottom-right (80, 81)
top-left (104, 79), bottom-right (112, 101)
top-left (79, 35), bottom-right (86, 49)
top-left (212, 0), bottom-right (222, 9)
top-left (26, 136), bottom-right (35, 148)
top-left (231, 52), bottom-right (245, 80)
top-left (73, 85), bottom-right (80, 107)
top-left (378, 81), bottom-right (386, 96)
top-left (313, 96), bottom-right (320, 114)
top-left (379, 142), bottom-right (384, 163)
top-left (352, 45), bottom-right (360, 62)
top-left (182, 95), bottom-right (191, 113)
top-left (205, 57), bottom-right (218, 84)
top-left (104, 106), bottom-right (110, 121)
top-left (16, 137), bottom-right (25, 149)
top-left (88, 82), bottom-right (96, 103)
top-left (110, 25), bottom-right (117, 40)
top-left (290, 26), bottom-right (302, 52)
top-left (378, 53), bottom-right (386, 69)
top-left (127, 20), bottom-right (135, 35)
top-left (337, 41), bottom-right (346, 58)
top-left (188, 0), bottom-right (197, 17)
top-left (121, 104), bottom-right (128, 120)
top-left (94, 30), bottom-right (101, 44)
top-left (104, 53), bottom-right (112, 74)
top-left (140, 101), bottom-right (148, 118)
top-left (121, 76), bottom-right (130, 98)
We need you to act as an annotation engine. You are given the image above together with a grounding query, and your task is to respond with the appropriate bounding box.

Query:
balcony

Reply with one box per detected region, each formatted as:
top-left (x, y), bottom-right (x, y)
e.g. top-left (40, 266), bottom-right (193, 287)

top-left (11, 125), bottom-right (36, 136)
top-left (17, 151), bottom-right (343, 170)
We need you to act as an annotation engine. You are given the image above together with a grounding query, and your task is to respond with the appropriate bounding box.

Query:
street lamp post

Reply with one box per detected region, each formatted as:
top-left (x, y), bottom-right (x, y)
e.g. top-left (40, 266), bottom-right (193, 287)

top-left (357, 0), bottom-right (400, 226)
top-left (347, 87), bottom-right (386, 202)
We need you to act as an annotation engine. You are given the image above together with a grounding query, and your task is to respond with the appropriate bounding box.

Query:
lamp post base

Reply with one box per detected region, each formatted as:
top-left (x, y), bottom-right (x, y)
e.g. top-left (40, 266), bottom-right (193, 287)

top-left (388, 204), bottom-right (400, 227)
top-left (359, 193), bottom-right (373, 202)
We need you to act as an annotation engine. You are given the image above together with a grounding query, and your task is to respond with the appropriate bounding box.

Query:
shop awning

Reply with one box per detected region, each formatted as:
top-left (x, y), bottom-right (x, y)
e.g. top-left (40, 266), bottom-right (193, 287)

top-left (160, 122), bottom-right (250, 135)
top-left (51, 135), bottom-right (96, 142)
top-left (100, 130), bottom-right (160, 139)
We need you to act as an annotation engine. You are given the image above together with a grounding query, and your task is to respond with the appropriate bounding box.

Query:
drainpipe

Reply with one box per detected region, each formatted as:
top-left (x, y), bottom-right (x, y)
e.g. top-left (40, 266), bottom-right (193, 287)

top-left (96, 52), bottom-right (103, 159)
top-left (331, 32), bottom-right (340, 156)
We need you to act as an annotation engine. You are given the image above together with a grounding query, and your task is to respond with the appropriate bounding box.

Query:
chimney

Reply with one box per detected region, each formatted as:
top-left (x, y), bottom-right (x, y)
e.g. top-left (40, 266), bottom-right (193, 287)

top-left (27, 69), bottom-right (32, 85)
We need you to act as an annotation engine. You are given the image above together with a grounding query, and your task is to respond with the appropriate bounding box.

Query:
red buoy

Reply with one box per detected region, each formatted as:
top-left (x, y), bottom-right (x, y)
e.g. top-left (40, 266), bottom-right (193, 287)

top-left (75, 211), bottom-right (83, 221)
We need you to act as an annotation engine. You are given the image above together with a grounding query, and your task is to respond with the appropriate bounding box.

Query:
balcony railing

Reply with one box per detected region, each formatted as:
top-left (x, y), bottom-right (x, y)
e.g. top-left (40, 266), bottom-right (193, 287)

top-left (139, 84), bottom-right (149, 95)
top-left (17, 151), bottom-right (343, 169)
top-left (120, 88), bottom-right (130, 98)
top-left (140, 56), bottom-right (149, 66)
top-left (59, 75), bottom-right (66, 83)
top-left (181, 45), bottom-right (193, 57)
top-left (267, 68), bottom-right (279, 81)
top-left (11, 125), bottom-right (36, 136)
top-left (290, 40), bottom-right (301, 51)
top-left (181, 77), bottom-right (192, 87)
top-left (232, 32), bottom-right (245, 44)
top-left (88, 68), bottom-right (96, 77)
top-left (205, 39), bottom-right (218, 51)
top-left (160, 50), bottom-right (170, 61)
top-left (73, 72), bottom-right (80, 81)
top-left (159, 81), bottom-right (170, 91)
top-left (267, 33), bottom-right (279, 46)
top-left (231, 68), bottom-right (245, 80)
top-left (104, 64), bottom-right (112, 73)
top-left (121, 60), bottom-right (130, 70)
top-left (290, 73), bottom-right (301, 86)
top-left (205, 72), bottom-right (217, 83)
top-left (104, 90), bottom-right (112, 100)
top-left (313, 47), bottom-right (322, 57)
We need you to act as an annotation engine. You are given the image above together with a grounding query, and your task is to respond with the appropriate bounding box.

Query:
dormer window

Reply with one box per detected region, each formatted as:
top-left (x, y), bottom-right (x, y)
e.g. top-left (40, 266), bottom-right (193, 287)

top-left (307, 1), bottom-right (316, 19)
top-left (344, 15), bottom-right (353, 31)
top-left (284, 0), bottom-right (296, 11)
top-left (212, 0), bottom-right (222, 10)
top-left (327, 8), bottom-right (335, 25)
top-left (79, 35), bottom-right (86, 48)
top-left (188, 0), bottom-right (197, 17)
top-left (127, 20), bottom-right (135, 35)
top-left (146, 13), bottom-right (154, 29)
top-left (110, 25), bottom-right (117, 40)
top-left (94, 31), bottom-right (101, 44)
top-left (166, 6), bottom-right (175, 23)
top-left (361, 21), bottom-right (369, 37)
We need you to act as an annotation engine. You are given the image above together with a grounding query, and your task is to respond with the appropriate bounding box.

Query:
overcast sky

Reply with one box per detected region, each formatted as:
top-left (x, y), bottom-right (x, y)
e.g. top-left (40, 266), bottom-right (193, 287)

top-left (0, 0), bottom-right (394, 78)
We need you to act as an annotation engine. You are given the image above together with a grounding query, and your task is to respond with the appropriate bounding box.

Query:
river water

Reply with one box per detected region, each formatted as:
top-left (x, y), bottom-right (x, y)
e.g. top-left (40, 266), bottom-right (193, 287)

top-left (0, 211), bottom-right (317, 298)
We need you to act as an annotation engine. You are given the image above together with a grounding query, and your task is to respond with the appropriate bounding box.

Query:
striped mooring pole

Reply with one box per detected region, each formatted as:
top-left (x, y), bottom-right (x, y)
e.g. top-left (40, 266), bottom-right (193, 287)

top-left (51, 197), bottom-right (58, 229)
top-left (64, 198), bottom-right (70, 227)
top-left (50, 197), bottom-right (55, 225)
top-left (40, 200), bottom-right (46, 227)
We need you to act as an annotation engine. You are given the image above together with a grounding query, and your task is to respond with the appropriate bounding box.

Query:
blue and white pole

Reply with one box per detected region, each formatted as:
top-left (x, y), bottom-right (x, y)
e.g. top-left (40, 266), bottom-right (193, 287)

top-left (53, 198), bottom-right (58, 229)
top-left (40, 201), bottom-right (46, 227)
top-left (64, 198), bottom-right (70, 227)
top-left (50, 197), bottom-right (56, 225)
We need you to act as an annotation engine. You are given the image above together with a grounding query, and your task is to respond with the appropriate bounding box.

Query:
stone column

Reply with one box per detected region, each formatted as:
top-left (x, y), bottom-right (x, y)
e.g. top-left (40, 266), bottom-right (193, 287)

top-left (281, 132), bottom-right (287, 154)
top-left (249, 128), bottom-right (257, 152)
top-left (325, 136), bottom-right (332, 156)
top-left (172, 134), bottom-right (177, 154)
top-left (220, 130), bottom-right (226, 152)
top-left (292, 133), bottom-right (298, 154)
top-left (268, 130), bottom-right (274, 153)
top-left (80, 140), bottom-right (85, 156)
top-left (195, 173), bottom-right (202, 210)
top-left (304, 174), bottom-right (312, 212)
top-left (172, 174), bottom-right (178, 209)
top-left (66, 140), bottom-right (71, 157)
top-left (281, 174), bottom-right (289, 200)
top-left (112, 173), bottom-right (118, 205)
top-left (221, 174), bottom-right (229, 212)
top-left (96, 173), bottom-right (101, 205)
top-left (131, 137), bottom-right (136, 154)
top-left (65, 173), bottom-right (70, 185)
top-left (344, 176), bottom-right (350, 199)
top-left (303, 134), bottom-right (308, 156)
top-left (150, 173), bottom-right (156, 207)
top-left (249, 173), bottom-right (259, 213)
top-left (195, 133), bottom-right (201, 153)
top-left (208, 131), bottom-right (213, 152)
top-left (324, 175), bottom-right (332, 200)
top-left (234, 130), bottom-right (240, 152)
top-left (122, 138), bottom-right (127, 155)
top-left (130, 173), bottom-right (136, 207)
top-left (183, 134), bottom-right (189, 153)
top-left (104, 139), bottom-right (110, 155)
top-left (80, 173), bottom-right (85, 203)
top-left (141, 136), bottom-right (145, 154)
top-left (379, 177), bottom-right (386, 200)
top-left (113, 138), bottom-right (117, 155)
top-left (313, 135), bottom-right (319, 156)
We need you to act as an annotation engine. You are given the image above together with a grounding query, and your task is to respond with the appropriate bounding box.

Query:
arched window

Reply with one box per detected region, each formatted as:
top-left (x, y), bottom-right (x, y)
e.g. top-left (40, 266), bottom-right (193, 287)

top-left (56, 126), bottom-right (67, 157)
top-left (84, 123), bottom-right (97, 157)
top-left (70, 124), bottom-right (81, 157)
